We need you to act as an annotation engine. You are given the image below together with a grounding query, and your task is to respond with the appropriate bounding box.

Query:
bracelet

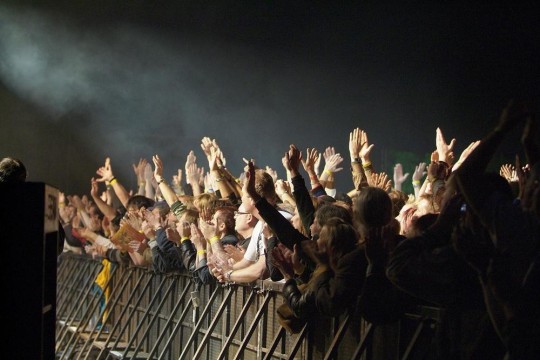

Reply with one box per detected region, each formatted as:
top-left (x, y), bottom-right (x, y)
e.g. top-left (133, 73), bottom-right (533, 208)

top-left (157, 178), bottom-right (165, 185)
top-left (226, 270), bottom-right (234, 281)
top-left (138, 181), bottom-right (146, 186)
top-left (180, 236), bottom-right (189, 243)
top-left (209, 235), bottom-right (220, 244)
top-left (362, 161), bottom-right (372, 168)
top-left (197, 249), bottom-right (206, 255)
top-left (324, 169), bottom-right (333, 176)
top-left (412, 180), bottom-right (421, 187)
top-left (58, 203), bottom-right (65, 208)
top-left (109, 177), bottom-right (118, 185)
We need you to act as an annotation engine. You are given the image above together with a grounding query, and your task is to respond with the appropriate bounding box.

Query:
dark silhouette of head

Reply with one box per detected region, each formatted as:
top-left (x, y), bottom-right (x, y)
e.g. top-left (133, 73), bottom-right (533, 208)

top-left (0, 157), bottom-right (27, 184)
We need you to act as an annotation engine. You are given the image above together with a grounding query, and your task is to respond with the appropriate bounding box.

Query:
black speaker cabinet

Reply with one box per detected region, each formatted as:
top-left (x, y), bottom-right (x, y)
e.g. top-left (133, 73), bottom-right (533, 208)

top-left (0, 182), bottom-right (60, 360)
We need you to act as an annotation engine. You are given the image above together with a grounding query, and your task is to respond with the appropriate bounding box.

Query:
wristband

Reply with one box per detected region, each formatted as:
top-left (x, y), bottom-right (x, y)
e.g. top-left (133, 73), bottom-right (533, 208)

top-left (209, 235), bottom-right (220, 244)
top-left (109, 177), bottom-right (118, 185)
top-left (180, 236), bottom-right (189, 243)
top-left (362, 161), bottom-right (372, 168)
top-left (323, 169), bottom-right (333, 176)
top-left (197, 249), bottom-right (206, 255)
top-left (226, 270), bottom-right (234, 281)
top-left (157, 178), bottom-right (165, 185)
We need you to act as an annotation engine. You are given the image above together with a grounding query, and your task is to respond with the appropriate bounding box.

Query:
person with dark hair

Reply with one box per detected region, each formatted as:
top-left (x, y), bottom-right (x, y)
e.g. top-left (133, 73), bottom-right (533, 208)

top-left (277, 217), bottom-right (362, 319)
top-left (0, 157), bottom-right (27, 183)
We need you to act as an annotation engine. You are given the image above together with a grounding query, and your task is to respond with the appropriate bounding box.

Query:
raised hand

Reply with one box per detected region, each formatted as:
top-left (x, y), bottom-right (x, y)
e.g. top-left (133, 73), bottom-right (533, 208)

top-left (200, 137), bottom-right (220, 162)
top-left (242, 157), bottom-right (257, 172)
top-left (359, 130), bottom-right (374, 163)
top-left (300, 147), bottom-right (318, 174)
top-left (96, 157), bottom-right (114, 182)
top-left (499, 164), bottom-right (518, 183)
top-left (132, 158), bottom-right (148, 182)
top-left (323, 153), bottom-right (344, 174)
top-left (371, 172), bottom-right (392, 192)
top-left (185, 163), bottom-right (200, 187)
top-left (90, 177), bottom-right (100, 198)
top-left (185, 150), bottom-right (197, 184)
top-left (393, 163), bottom-right (409, 191)
top-left (349, 127), bottom-right (362, 160)
top-left (412, 162), bottom-right (427, 183)
top-left (243, 160), bottom-right (260, 201)
top-left (435, 127), bottom-right (456, 165)
top-left (152, 155), bottom-right (165, 183)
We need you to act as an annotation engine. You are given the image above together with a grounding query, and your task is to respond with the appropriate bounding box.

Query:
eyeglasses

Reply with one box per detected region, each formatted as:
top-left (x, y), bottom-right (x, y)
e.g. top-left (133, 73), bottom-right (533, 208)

top-left (234, 211), bottom-right (250, 217)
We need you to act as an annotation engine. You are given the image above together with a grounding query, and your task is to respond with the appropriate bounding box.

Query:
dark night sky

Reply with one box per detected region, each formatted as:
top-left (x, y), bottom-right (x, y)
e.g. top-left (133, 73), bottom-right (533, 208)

top-left (1, 1), bottom-right (538, 195)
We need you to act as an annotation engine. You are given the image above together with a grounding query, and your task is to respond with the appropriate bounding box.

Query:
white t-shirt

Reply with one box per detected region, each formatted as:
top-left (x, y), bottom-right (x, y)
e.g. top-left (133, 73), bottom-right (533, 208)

top-left (243, 210), bottom-right (292, 262)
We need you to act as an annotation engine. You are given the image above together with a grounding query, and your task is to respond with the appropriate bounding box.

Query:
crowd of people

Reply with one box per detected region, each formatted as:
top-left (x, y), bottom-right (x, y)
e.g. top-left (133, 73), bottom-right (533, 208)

top-left (3, 101), bottom-right (538, 360)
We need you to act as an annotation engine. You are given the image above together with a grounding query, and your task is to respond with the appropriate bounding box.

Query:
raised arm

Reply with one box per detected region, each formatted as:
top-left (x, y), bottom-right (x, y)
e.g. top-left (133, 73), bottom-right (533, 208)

top-left (152, 154), bottom-right (187, 219)
top-left (96, 157), bottom-right (130, 207)
top-left (90, 177), bottom-right (116, 220)
top-left (348, 127), bottom-right (369, 193)
top-left (132, 158), bottom-right (148, 196)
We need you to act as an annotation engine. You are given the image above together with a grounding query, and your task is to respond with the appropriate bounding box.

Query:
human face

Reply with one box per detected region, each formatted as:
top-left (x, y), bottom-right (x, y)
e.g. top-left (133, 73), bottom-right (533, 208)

top-left (234, 205), bottom-right (251, 232)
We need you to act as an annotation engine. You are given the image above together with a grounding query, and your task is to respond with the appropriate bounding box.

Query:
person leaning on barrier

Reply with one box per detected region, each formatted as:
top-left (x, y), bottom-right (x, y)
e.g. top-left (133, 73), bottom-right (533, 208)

top-left (211, 162), bottom-right (292, 284)
top-left (273, 216), bottom-right (363, 319)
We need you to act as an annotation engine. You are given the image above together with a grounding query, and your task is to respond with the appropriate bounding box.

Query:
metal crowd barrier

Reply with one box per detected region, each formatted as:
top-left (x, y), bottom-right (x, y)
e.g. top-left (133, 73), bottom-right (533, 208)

top-left (55, 253), bottom-right (442, 360)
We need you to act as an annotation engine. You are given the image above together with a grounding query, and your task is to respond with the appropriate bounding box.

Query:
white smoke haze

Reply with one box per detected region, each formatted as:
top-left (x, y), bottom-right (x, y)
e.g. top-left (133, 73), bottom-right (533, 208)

top-left (0, 4), bottom-right (311, 185)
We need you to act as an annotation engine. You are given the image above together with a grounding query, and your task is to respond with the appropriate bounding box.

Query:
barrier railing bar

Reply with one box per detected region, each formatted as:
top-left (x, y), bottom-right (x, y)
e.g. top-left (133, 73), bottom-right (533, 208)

top-left (128, 274), bottom-right (177, 359)
top-left (178, 285), bottom-right (233, 360)
top-left (147, 275), bottom-right (192, 359)
top-left (108, 268), bottom-right (156, 354)
top-left (261, 327), bottom-right (286, 360)
top-left (350, 322), bottom-right (374, 360)
top-left (157, 281), bottom-right (200, 360)
top-left (231, 291), bottom-right (272, 360)
top-left (323, 314), bottom-right (351, 360)
top-left (57, 261), bottom-right (104, 359)
top-left (81, 266), bottom-right (134, 360)
top-left (74, 264), bottom-right (120, 360)
top-left (214, 287), bottom-right (257, 360)
top-left (56, 258), bottom-right (97, 344)
top-left (401, 317), bottom-right (426, 360)
top-left (96, 268), bottom-right (148, 359)
top-left (286, 323), bottom-right (308, 360)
